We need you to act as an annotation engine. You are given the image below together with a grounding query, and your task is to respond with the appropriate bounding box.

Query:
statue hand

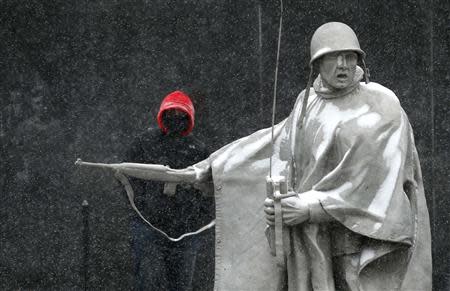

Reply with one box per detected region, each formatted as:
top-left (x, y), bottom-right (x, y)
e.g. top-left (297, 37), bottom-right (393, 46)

top-left (264, 198), bottom-right (275, 226)
top-left (264, 194), bottom-right (310, 226)
top-left (280, 196), bottom-right (310, 225)
top-left (193, 180), bottom-right (215, 197)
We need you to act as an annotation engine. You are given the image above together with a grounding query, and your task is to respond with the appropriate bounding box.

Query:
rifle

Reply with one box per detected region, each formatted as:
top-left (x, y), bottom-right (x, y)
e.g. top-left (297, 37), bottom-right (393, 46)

top-left (75, 158), bottom-right (199, 195)
top-left (266, 176), bottom-right (296, 290)
top-left (74, 158), bottom-right (215, 241)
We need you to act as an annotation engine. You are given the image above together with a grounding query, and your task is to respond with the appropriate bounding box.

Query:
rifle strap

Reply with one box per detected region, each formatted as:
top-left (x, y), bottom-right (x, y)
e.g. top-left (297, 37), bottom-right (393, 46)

top-left (114, 171), bottom-right (215, 242)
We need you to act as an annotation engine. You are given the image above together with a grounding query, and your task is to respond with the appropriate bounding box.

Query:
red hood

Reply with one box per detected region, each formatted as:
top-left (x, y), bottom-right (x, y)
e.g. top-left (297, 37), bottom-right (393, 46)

top-left (157, 90), bottom-right (195, 136)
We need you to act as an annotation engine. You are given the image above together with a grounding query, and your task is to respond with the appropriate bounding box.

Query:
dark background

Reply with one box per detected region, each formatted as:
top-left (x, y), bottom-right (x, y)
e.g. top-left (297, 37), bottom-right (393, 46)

top-left (1, 0), bottom-right (448, 290)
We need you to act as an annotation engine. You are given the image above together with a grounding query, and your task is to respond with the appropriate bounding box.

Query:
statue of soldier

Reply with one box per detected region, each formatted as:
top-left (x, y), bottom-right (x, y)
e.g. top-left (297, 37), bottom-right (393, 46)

top-left (260, 22), bottom-right (432, 290)
top-left (77, 22), bottom-right (432, 291)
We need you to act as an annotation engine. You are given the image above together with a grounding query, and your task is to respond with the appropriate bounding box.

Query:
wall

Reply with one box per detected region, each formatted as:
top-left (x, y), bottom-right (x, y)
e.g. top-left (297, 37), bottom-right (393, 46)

top-left (1, 0), bottom-right (448, 289)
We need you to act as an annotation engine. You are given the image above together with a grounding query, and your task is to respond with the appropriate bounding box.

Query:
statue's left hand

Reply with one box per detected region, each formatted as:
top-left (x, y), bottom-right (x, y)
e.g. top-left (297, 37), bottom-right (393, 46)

top-left (193, 180), bottom-right (215, 197)
top-left (264, 195), bottom-right (310, 226)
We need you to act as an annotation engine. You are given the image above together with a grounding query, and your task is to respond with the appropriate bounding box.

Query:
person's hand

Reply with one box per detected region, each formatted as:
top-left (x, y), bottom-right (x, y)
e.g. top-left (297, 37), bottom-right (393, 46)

top-left (264, 194), bottom-right (310, 226)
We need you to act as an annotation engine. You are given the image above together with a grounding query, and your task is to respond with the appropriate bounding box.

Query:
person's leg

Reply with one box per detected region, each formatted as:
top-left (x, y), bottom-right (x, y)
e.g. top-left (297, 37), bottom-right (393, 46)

top-left (167, 238), bottom-right (198, 291)
top-left (191, 230), bottom-right (215, 291)
top-left (131, 219), bottom-right (169, 291)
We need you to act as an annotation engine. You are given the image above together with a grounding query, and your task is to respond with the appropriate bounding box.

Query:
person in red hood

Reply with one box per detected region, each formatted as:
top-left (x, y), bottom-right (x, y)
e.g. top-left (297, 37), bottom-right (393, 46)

top-left (156, 90), bottom-right (195, 136)
top-left (124, 91), bottom-right (214, 291)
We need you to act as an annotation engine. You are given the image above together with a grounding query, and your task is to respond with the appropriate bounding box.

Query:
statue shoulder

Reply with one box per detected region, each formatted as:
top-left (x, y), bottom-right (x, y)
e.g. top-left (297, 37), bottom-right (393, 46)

top-left (361, 82), bottom-right (400, 106)
top-left (295, 87), bottom-right (317, 108)
top-left (360, 82), bottom-right (405, 124)
top-left (297, 86), bottom-right (317, 99)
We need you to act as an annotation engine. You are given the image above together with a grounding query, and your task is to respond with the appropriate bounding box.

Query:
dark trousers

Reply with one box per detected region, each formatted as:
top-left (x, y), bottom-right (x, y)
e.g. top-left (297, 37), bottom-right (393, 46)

top-left (131, 219), bottom-right (215, 291)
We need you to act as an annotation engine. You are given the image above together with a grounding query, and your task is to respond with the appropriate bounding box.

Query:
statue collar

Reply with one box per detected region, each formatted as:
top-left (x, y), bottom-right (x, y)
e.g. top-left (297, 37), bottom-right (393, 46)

top-left (313, 66), bottom-right (364, 99)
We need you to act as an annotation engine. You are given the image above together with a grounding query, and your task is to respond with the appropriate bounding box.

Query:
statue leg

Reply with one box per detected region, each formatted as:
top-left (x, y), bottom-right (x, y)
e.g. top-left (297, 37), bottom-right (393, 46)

top-left (333, 253), bottom-right (361, 291)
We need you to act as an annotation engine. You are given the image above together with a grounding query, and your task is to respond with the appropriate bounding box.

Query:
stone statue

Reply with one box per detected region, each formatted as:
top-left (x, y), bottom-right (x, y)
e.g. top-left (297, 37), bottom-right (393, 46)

top-left (77, 22), bottom-right (432, 291)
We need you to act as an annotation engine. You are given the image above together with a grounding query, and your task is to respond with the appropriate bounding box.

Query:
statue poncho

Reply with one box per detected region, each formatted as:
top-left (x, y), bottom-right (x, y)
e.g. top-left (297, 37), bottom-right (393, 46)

top-left (195, 70), bottom-right (431, 290)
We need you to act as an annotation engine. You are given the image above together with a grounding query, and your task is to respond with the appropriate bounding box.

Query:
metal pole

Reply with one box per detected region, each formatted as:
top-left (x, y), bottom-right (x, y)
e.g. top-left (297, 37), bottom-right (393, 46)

top-left (82, 199), bottom-right (90, 291)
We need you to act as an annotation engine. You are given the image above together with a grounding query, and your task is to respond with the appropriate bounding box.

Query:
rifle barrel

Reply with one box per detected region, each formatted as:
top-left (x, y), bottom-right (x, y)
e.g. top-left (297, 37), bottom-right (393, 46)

top-left (75, 159), bottom-right (118, 169)
top-left (75, 158), bottom-right (197, 183)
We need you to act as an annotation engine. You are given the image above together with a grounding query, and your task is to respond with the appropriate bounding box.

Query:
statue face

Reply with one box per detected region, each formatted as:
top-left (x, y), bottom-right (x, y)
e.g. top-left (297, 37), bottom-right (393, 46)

top-left (319, 51), bottom-right (358, 89)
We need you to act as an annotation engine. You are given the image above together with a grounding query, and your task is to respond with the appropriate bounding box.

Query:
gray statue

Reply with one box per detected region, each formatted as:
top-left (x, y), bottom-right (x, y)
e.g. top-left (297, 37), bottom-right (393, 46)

top-left (77, 22), bottom-right (432, 291)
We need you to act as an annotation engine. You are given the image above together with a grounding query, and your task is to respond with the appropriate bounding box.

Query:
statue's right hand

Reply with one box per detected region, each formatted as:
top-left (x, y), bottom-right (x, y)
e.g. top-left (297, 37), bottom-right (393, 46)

top-left (264, 198), bottom-right (275, 226)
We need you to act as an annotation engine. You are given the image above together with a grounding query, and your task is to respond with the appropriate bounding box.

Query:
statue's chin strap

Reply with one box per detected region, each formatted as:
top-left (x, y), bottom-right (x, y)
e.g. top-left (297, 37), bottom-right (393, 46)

top-left (114, 171), bottom-right (215, 242)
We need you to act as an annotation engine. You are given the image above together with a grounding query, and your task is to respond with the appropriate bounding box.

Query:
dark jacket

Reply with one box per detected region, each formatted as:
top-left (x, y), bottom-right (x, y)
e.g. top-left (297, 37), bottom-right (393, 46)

top-left (125, 127), bottom-right (213, 239)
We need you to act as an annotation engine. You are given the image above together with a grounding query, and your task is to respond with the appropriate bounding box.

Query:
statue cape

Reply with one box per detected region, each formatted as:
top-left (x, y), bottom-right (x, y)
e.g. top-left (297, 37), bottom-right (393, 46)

top-left (196, 81), bottom-right (431, 291)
